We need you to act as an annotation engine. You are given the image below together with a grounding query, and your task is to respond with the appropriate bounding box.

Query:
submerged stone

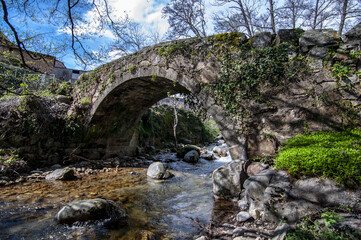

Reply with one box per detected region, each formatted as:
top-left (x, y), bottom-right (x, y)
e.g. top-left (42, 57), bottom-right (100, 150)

top-left (56, 198), bottom-right (128, 225)
top-left (45, 167), bottom-right (76, 181)
top-left (147, 162), bottom-right (173, 179)
top-left (183, 150), bottom-right (200, 163)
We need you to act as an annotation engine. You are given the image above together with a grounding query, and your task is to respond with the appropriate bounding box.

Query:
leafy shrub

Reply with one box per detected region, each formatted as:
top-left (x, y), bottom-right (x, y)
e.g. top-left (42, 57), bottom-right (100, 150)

top-left (286, 209), bottom-right (361, 240)
top-left (275, 129), bottom-right (361, 188)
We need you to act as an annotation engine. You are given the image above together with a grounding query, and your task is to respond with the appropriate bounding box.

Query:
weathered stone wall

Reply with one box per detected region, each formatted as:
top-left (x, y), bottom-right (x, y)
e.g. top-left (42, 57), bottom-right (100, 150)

top-left (71, 23), bottom-right (361, 160)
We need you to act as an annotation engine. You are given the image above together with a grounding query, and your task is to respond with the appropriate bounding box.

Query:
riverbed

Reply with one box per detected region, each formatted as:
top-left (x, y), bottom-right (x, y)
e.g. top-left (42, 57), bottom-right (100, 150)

top-left (0, 150), bottom-right (233, 239)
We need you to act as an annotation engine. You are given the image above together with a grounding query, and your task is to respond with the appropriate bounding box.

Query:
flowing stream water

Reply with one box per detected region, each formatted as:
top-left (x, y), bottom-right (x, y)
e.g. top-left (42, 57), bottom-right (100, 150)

top-left (0, 147), bottom-right (232, 240)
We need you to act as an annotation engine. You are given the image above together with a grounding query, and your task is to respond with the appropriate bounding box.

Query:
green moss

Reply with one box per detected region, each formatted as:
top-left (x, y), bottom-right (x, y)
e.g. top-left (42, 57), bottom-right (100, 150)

top-left (275, 129), bottom-right (361, 188)
top-left (128, 65), bottom-right (136, 73)
top-left (151, 74), bottom-right (157, 82)
top-left (158, 42), bottom-right (190, 57)
top-left (80, 97), bottom-right (91, 104)
top-left (213, 32), bottom-right (245, 46)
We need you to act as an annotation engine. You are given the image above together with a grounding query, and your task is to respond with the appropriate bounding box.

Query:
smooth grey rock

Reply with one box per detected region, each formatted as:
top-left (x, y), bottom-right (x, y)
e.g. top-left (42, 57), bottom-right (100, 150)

top-left (56, 198), bottom-right (128, 225)
top-left (213, 160), bottom-right (247, 199)
top-left (236, 211), bottom-right (252, 222)
top-left (251, 32), bottom-right (273, 49)
top-left (147, 162), bottom-right (173, 179)
top-left (183, 150), bottom-right (200, 163)
top-left (213, 145), bottom-right (228, 157)
top-left (243, 169), bottom-right (278, 201)
top-left (246, 162), bottom-right (268, 177)
top-left (195, 236), bottom-right (208, 240)
top-left (238, 197), bottom-right (249, 211)
top-left (290, 178), bottom-right (361, 208)
top-left (299, 29), bottom-right (340, 48)
top-left (45, 167), bottom-right (76, 181)
top-left (232, 227), bottom-right (247, 236)
top-left (177, 145), bottom-right (200, 158)
top-left (272, 222), bottom-right (291, 240)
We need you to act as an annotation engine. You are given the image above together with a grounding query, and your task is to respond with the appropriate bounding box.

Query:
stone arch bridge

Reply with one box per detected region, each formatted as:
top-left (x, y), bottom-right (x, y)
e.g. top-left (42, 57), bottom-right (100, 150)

top-left (70, 27), bottom-right (361, 161)
top-left (71, 36), bottom-right (248, 160)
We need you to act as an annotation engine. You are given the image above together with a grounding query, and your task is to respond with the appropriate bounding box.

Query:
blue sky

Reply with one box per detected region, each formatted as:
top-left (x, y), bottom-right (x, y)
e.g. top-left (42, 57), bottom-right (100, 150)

top-left (1, 0), bottom-right (222, 70)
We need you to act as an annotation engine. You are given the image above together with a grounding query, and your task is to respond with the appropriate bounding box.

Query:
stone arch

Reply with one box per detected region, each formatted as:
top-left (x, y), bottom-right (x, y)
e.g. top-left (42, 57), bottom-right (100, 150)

top-left (72, 39), bottom-right (247, 160)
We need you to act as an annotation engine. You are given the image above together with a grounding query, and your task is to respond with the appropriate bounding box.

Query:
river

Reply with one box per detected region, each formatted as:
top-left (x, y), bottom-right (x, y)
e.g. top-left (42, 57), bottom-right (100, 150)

top-left (0, 146), bottom-right (232, 240)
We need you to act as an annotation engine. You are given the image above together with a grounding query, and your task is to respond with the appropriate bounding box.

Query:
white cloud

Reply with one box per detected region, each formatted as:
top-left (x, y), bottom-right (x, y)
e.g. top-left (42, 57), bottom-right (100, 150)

top-left (108, 0), bottom-right (168, 35)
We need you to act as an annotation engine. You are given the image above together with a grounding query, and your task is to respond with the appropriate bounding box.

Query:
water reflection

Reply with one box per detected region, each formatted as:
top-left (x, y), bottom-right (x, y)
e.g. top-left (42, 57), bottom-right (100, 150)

top-left (0, 151), bottom-right (231, 239)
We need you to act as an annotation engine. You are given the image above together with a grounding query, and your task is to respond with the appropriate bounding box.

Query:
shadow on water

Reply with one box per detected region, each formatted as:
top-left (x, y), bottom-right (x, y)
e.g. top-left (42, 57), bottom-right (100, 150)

top-left (0, 148), bottom-right (232, 240)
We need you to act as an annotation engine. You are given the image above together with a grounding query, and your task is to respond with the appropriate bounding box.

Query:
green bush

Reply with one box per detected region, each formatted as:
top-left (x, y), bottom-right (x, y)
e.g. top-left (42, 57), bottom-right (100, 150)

top-left (286, 209), bottom-right (361, 240)
top-left (275, 129), bottom-right (361, 188)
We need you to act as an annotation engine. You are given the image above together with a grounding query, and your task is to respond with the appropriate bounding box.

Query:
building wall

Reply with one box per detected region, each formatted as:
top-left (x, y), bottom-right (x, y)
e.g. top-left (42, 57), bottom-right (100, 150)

top-left (0, 42), bottom-right (55, 74)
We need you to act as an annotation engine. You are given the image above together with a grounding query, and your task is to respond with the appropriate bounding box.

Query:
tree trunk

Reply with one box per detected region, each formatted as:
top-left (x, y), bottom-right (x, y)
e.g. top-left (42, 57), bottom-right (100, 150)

top-left (172, 96), bottom-right (178, 148)
top-left (238, 0), bottom-right (253, 36)
top-left (312, 0), bottom-right (320, 29)
top-left (338, 0), bottom-right (348, 35)
top-left (269, 0), bottom-right (276, 34)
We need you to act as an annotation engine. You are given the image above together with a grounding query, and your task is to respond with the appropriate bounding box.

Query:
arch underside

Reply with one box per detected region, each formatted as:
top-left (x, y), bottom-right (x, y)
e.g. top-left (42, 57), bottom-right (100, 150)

top-left (86, 75), bottom-right (247, 160)
top-left (87, 76), bottom-right (189, 155)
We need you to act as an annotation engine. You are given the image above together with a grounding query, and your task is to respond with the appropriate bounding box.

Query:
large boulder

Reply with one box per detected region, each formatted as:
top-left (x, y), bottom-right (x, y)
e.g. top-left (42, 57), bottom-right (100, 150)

top-left (276, 28), bottom-right (304, 45)
top-left (177, 145), bottom-right (201, 158)
top-left (56, 198), bottom-right (128, 225)
top-left (299, 29), bottom-right (340, 48)
top-left (243, 168), bottom-right (361, 225)
top-left (45, 167), bottom-right (76, 181)
top-left (251, 32), bottom-right (274, 49)
top-left (183, 150), bottom-right (200, 163)
top-left (147, 162), bottom-right (173, 179)
top-left (212, 160), bottom-right (248, 200)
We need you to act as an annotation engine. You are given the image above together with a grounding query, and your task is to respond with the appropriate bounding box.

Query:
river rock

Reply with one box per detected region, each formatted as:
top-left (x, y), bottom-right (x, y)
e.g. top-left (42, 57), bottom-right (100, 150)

top-left (183, 150), bottom-right (200, 163)
top-left (212, 160), bottom-right (248, 200)
top-left (147, 162), bottom-right (173, 179)
top-left (45, 167), bottom-right (76, 181)
top-left (177, 145), bottom-right (201, 158)
top-left (236, 211), bottom-right (252, 222)
top-left (201, 152), bottom-right (216, 161)
top-left (246, 162), bottom-right (268, 177)
top-left (56, 198), bottom-right (128, 225)
top-left (213, 145), bottom-right (228, 157)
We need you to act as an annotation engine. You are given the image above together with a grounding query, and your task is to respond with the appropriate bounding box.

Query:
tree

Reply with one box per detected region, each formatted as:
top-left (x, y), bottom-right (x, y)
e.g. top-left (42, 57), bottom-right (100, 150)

top-left (213, 0), bottom-right (261, 37)
top-left (0, 0), bottom-right (129, 69)
top-left (278, 0), bottom-right (310, 29)
top-left (162, 0), bottom-right (207, 39)
top-left (267, 0), bottom-right (277, 34)
top-left (306, 0), bottom-right (337, 30)
top-left (334, 0), bottom-right (361, 35)
top-left (111, 20), bottom-right (150, 56)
